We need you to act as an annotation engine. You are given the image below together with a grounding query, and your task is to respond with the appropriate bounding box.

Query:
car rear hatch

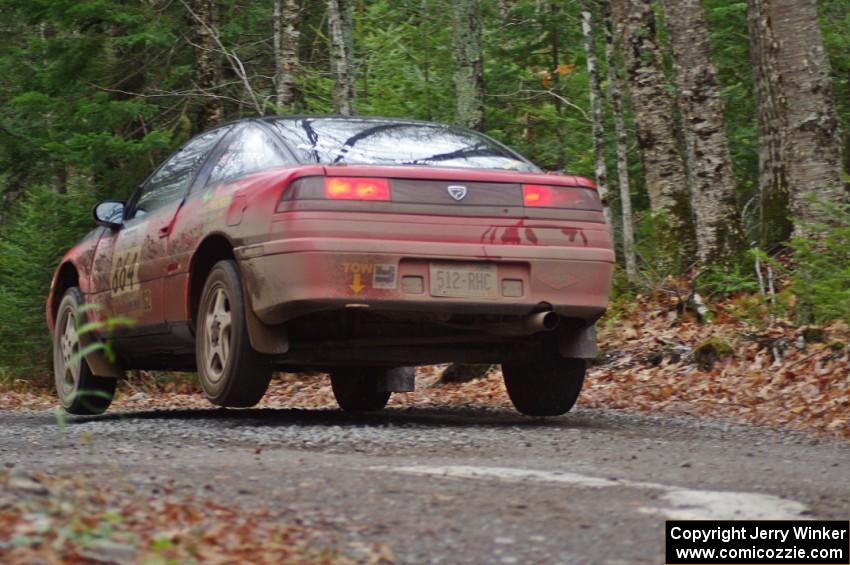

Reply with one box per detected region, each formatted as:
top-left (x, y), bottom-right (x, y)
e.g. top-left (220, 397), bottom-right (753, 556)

top-left (276, 165), bottom-right (604, 222)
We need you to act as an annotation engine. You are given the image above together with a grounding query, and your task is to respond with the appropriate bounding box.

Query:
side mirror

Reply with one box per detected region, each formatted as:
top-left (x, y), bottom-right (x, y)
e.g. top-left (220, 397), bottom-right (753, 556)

top-left (93, 200), bottom-right (125, 230)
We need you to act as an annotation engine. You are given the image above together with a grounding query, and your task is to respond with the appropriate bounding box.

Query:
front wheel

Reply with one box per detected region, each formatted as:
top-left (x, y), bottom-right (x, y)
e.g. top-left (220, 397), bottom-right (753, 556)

top-left (53, 288), bottom-right (117, 415)
top-left (501, 358), bottom-right (586, 416)
top-left (329, 368), bottom-right (391, 412)
top-left (196, 260), bottom-right (272, 407)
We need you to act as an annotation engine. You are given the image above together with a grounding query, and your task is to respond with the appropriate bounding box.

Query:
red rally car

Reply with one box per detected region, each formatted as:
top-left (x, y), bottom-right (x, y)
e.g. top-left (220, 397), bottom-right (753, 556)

top-left (46, 116), bottom-right (614, 417)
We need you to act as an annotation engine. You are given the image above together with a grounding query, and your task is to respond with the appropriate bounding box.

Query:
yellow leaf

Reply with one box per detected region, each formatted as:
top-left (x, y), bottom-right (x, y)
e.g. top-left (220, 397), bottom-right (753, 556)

top-left (556, 64), bottom-right (576, 76)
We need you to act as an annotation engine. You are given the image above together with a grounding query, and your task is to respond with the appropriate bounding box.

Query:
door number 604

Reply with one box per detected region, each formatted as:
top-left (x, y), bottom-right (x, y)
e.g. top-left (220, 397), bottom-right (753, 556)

top-left (110, 248), bottom-right (141, 296)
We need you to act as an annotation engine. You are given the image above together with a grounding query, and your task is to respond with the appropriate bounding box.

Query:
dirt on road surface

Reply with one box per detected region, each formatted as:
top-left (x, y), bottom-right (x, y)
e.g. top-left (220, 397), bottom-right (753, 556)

top-left (1, 401), bottom-right (848, 564)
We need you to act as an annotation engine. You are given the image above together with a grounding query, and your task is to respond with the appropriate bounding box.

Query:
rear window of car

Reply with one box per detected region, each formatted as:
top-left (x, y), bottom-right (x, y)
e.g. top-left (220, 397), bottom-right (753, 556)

top-left (269, 118), bottom-right (539, 173)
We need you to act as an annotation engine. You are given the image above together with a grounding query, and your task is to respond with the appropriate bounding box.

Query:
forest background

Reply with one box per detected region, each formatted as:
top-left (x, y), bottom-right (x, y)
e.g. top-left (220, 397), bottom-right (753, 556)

top-left (0, 0), bottom-right (848, 380)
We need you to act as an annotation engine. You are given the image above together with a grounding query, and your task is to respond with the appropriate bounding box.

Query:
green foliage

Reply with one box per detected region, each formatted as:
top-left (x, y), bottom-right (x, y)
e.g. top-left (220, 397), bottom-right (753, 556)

top-left (695, 258), bottom-right (761, 300)
top-left (354, 0), bottom-right (455, 122)
top-left (602, 266), bottom-right (642, 327)
top-left (632, 210), bottom-right (692, 279)
top-left (790, 203), bottom-right (850, 324)
top-left (720, 294), bottom-right (766, 326)
top-left (820, 0), bottom-right (850, 138)
top-left (704, 1), bottom-right (758, 189)
top-left (0, 186), bottom-right (95, 378)
top-left (608, 265), bottom-right (644, 307)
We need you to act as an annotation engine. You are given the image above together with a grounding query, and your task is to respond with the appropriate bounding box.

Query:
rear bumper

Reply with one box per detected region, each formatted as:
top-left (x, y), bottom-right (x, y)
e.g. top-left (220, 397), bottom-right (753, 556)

top-left (236, 236), bottom-right (614, 325)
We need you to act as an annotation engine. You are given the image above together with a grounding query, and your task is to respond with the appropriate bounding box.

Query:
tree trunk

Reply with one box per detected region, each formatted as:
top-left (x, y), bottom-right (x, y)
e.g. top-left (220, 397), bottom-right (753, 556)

top-left (581, 6), bottom-right (614, 235)
top-left (747, 0), bottom-right (791, 247)
top-left (327, 0), bottom-right (355, 115)
top-left (845, 69), bottom-right (850, 186)
top-left (189, 0), bottom-right (224, 131)
top-left (661, 0), bottom-right (744, 265)
top-left (758, 0), bottom-right (846, 233)
top-left (497, 0), bottom-right (514, 22)
top-left (549, 4), bottom-right (566, 170)
top-left (610, 0), bottom-right (694, 271)
top-left (604, 5), bottom-right (637, 281)
top-left (845, 70), bottom-right (850, 186)
top-left (274, 0), bottom-right (301, 111)
top-left (451, 0), bottom-right (484, 130)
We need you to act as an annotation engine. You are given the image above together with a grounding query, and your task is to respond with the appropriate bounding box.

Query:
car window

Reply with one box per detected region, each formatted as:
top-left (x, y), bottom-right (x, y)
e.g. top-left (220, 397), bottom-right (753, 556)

top-left (131, 127), bottom-right (230, 219)
top-left (270, 118), bottom-right (539, 173)
top-left (207, 125), bottom-right (288, 186)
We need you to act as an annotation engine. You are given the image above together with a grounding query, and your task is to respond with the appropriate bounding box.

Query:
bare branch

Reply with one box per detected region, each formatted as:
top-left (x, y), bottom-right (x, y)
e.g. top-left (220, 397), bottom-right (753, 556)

top-left (90, 84), bottom-right (251, 108)
top-left (487, 89), bottom-right (590, 122)
top-left (179, 0), bottom-right (264, 116)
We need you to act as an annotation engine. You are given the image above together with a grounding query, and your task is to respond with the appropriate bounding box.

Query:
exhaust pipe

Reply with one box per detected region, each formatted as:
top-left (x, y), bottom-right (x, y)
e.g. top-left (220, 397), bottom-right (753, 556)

top-left (523, 311), bottom-right (560, 334)
top-left (477, 311), bottom-right (560, 337)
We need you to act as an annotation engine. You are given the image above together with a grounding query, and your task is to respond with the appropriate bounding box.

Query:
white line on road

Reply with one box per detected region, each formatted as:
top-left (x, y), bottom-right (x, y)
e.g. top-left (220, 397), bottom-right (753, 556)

top-left (373, 465), bottom-right (808, 520)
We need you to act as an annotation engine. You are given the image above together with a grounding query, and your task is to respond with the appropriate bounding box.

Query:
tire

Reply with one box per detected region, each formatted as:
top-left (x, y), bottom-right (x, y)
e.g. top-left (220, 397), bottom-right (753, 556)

top-left (501, 357), bottom-right (586, 416)
top-left (53, 288), bottom-right (117, 415)
top-left (196, 260), bottom-right (272, 407)
top-left (329, 368), bottom-right (391, 412)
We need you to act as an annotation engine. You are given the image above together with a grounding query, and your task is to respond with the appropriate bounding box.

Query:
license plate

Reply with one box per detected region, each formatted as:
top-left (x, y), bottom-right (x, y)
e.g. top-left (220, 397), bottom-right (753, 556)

top-left (429, 263), bottom-right (498, 298)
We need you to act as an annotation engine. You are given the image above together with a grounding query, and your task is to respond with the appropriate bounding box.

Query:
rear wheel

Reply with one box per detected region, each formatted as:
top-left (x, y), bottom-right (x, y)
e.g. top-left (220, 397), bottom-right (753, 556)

top-left (196, 260), bottom-right (272, 407)
top-left (53, 288), bottom-right (116, 415)
top-left (501, 357), bottom-right (585, 416)
top-left (329, 368), bottom-right (391, 412)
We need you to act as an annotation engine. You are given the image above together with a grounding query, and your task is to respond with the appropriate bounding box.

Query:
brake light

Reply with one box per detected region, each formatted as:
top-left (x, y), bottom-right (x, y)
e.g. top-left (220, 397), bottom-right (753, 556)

top-left (522, 184), bottom-right (594, 208)
top-left (324, 177), bottom-right (390, 201)
top-left (522, 185), bottom-right (551, 207)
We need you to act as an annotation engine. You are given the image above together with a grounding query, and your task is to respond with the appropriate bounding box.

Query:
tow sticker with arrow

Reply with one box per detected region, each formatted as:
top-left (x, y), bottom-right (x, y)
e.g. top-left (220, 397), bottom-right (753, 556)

top-left (341, 262), bottom-right (397, 293)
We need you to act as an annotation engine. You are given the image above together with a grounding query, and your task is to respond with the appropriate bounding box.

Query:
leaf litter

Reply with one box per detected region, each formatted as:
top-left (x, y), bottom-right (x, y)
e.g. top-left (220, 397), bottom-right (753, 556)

top-left (0, 469), bottom-right (395, 564)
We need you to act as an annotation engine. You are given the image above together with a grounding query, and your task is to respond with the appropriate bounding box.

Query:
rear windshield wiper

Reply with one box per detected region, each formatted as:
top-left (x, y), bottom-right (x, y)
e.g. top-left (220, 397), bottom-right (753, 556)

top-left (331, 123), bottom-right (407, 164)
top-left (299, 119), bottom-right (321, 163)
top-left (402, 143), bottom-right (495, 165)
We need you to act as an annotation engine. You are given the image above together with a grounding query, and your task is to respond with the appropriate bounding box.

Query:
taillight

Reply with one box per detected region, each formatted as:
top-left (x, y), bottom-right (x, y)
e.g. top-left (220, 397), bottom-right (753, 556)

top-left (522, 185), bottom-right (551, 207)
top-left (324, 177), bottom-right (390, 201)
top-left (522, 184), bottom-right (598, 209)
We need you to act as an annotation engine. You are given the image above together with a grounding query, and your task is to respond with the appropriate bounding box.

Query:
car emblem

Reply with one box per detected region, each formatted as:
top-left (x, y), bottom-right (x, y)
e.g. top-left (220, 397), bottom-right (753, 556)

top-left (447, 185), bottom-right (468, 201)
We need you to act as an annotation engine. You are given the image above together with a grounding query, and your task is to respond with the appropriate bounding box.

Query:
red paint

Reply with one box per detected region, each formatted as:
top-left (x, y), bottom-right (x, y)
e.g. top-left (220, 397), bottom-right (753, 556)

top-left (47, 162), bottom-right (613, 345)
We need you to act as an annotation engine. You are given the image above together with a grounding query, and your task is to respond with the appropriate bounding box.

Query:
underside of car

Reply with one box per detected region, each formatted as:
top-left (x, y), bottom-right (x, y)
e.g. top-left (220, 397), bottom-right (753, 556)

top-left (279, 308), bottom-right (597, 367)
top-left (104, 305), bottom-right (598, 369)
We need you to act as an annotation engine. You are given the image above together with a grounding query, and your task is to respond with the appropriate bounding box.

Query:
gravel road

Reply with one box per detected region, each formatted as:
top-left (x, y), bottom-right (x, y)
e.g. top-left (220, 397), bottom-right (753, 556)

top-left (1, 405), bottom-right (848, 564)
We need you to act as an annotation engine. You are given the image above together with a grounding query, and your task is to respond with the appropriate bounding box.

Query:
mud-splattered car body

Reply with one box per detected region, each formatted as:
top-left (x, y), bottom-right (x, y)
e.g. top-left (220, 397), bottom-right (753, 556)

top-left (47, 117), bottom-right (613, 410)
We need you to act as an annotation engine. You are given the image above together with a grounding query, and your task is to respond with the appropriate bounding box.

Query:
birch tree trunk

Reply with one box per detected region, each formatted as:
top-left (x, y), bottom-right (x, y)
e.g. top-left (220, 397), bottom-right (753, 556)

top-left (274, 0), bottom-right (301, 111)
top-left (747, 0), bottom-right (791, 246)
top-left (610, 0), bottom-right (694, 271)
top-left (327, 0), bottom-right (355, 115)
top-left (439, 0), bottom-right (489, 386)
top-left (758, 0), bottom-right (846, 233)
top-left (444, 0), bottom-right (485, 382)
top-left (661, 0), bottom-right (744, 265)
top-left (581, 6), bottom-right (614, 234)
top-left (190, 0), bottom-right (224, 130)
top-left (497, 0), bottom-right (514, 22)
top-left (604, 6), bottom-right (637, 281)
top-left (452, 0), bottom-right (484, 130)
